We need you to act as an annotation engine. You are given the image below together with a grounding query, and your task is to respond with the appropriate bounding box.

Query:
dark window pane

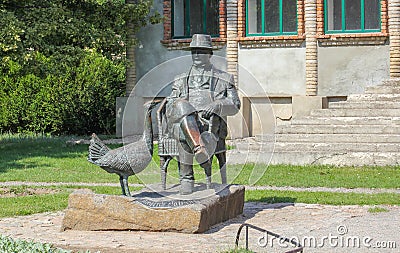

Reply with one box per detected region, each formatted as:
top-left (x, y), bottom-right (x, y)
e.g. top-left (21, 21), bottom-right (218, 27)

top-left (327, 0), bottom-right (342, 31)
top-left (364, 0), bottom-right (380, 30)
top-left (206, 0), bottom-right (219, 35)
top-left (248, 0), bottom-right (262, 33)
top-left (282, 0), bottom-right (297, 32)
top-left (264, 0), bottom-right (280, 33)
top-left (345, 0), bottom-right (361, 30)
top-left (173, 0), bottom-right (185, 36)
top-left (189, 0), bottom-right (204, 35)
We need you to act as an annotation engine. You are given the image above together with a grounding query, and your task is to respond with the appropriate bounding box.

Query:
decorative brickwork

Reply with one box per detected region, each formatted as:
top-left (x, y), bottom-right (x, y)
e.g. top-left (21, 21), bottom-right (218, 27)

top-left (239, 39), bottom-right (304, 48)
top-left (237, 0), bottom-right (305, 47)
top-left (305, 0), bottom-right (318, 96)
top-left (161, 0), bottom-right (227, 49)
top-left (162, 0), bottom-right (172, 40)
top-left (382, 0), bottom-right (389, 34)
top-left (389, 0), bottom-right (400, 78)
top-left (161, 38), bottom-right (226, 51)
top-left (126, 0), bottom-right (136, 95)
top-left (226, 0), bottom-right (239, 84)
top-left (318, 35), bottom-right (387, 46)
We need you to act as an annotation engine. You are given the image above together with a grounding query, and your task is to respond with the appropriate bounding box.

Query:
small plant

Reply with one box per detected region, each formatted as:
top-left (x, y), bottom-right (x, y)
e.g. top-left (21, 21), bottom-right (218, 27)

top-left (221, 248), bottom-right (254, 253)
top-left (368, 206), bottom-right (389, 213)
top-left (0, 235), bottom-right (71, 253)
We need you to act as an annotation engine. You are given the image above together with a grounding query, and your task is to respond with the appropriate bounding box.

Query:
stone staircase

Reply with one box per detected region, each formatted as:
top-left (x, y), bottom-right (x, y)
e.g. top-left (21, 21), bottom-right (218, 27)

top-left (235, 80), bottom-right (400, 166)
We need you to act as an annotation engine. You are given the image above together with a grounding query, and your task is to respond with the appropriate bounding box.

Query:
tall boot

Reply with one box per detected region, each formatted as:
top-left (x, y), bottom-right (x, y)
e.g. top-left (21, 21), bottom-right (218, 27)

top-left (178, 145), bottom-right (195, 195)
top-left (180, 178), bottom-right (194, 195)
top-left (180, 115), bottom-right (210, 164)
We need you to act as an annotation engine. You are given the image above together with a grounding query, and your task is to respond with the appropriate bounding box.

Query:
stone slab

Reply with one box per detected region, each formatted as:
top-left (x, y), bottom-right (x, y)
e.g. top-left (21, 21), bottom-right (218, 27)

top-left (292, 95), bottom-right (328, 119)
top-left (61, 184), bottom-right (244, 233)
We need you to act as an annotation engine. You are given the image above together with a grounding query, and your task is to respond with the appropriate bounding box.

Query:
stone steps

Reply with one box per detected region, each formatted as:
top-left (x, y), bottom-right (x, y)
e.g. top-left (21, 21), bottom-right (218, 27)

top-left (268, 152), bottom-right (400, 166)
top-left (274, 142), bottom-right (400, 152)
top-left (291, 116), bottom-right (400, 125)
top-left (347, 94), bottom-right (400, 102)
top-left (257, 133), bottom-right (400, 143)
top-left (237, 80), bottom-right (400, 165)
top-left (310, 108), bottom-right (400, 117)
top-left (228, 150), bottom-right (400, 166)
top-left (236, 141), bottom-right (400, 152)
top-left (329, 101), bottom-right (400, 109)
top-left (276, 124), bottom-right (400, 134)
top-left (364, 86), bottom-right (400, 94)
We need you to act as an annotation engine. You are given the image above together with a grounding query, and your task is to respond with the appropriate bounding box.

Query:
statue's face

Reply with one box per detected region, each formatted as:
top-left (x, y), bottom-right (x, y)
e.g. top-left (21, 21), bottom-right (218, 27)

top-left (191, 49), bottom-right (212, 66)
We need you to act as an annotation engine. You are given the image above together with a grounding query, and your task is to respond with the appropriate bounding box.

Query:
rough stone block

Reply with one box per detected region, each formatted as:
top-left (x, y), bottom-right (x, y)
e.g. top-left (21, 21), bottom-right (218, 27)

top-left (61, 184), bottom-right (244, 233)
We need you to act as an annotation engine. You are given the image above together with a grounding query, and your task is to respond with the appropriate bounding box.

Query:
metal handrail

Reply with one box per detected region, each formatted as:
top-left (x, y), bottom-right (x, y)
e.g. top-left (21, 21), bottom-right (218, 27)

top-left (235, 223), bottom-right (304, 253)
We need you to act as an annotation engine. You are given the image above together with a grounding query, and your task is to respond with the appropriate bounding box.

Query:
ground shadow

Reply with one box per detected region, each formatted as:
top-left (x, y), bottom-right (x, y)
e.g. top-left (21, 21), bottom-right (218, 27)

top-left (0, 136), bottom-right (100, 174)
top-left (204, 197), bottom-right (296, 234)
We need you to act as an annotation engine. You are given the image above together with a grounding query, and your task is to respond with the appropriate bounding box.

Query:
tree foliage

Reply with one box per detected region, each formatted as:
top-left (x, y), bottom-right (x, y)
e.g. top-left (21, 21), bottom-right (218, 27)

top-left (0, 0), bottom-right (160, 134)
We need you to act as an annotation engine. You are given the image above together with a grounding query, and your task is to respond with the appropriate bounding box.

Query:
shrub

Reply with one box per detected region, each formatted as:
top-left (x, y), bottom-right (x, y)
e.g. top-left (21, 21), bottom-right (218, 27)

top-left (0, 0), bottom-right (160, 135)
top-left (0, 50), bottom-right (125, 135)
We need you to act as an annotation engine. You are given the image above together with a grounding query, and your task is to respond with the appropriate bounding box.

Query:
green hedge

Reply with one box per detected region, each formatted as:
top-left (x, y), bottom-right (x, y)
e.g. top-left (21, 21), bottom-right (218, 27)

top-left (0, 50), bottom-right (125, 135)
top-left (0, 0), bottom-right (160, 135)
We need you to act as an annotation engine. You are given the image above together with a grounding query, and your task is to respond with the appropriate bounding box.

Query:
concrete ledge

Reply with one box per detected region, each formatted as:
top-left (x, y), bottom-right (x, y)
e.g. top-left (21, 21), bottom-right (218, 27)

top-left (61, 184), bottom-right (244, 233)
top-left (292, 95), bottom-right (328, 118)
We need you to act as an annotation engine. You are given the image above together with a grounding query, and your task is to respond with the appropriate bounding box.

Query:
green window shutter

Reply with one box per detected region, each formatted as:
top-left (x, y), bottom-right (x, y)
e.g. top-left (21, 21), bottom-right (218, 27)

top-left (325, 0), bottom-right (381, 34)
top-left (246, 0), bottom-right (297, 36)
top-left (172, 0), bottom-right (219, 38)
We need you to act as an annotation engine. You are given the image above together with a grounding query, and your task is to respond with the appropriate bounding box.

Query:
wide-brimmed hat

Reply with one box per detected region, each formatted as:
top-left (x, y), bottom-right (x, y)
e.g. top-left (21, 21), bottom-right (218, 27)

top-left (188, 34), bottom-right (213, 50)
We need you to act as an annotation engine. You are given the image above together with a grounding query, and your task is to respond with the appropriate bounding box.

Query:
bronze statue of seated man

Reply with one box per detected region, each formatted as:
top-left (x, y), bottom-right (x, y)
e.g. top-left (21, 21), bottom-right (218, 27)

top-left (165, 34), bottom-right (241, 194)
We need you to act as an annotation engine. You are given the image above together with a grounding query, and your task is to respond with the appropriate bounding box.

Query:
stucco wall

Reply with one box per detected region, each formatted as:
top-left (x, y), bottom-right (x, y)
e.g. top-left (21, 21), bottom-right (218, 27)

top-left (318, 45), bottom-right (390, 96)
top-left (238, 47), bottom-right (306, 96)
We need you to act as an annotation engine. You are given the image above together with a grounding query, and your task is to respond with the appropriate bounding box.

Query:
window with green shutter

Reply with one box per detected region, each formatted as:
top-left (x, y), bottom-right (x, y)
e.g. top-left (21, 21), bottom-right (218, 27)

top-left (173, 0), bottom-right (219, 38)
top-left (246, 0), bottom-right (297, 36)
top-left (325, 0), bottom-right (381, 33)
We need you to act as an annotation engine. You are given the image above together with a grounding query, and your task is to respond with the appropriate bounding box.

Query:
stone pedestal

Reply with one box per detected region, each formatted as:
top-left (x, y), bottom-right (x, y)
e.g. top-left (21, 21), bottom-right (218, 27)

top-left (61, 184), bottom-right (244, 233)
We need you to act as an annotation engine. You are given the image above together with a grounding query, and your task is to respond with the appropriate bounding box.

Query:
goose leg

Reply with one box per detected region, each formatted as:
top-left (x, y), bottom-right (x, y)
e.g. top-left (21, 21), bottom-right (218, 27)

top-left (119, 175), bottom-right (131, 197)
top-left (119, 175), bottom-right (126, 196)
top-left (123, 176), bottom-right (131, 197)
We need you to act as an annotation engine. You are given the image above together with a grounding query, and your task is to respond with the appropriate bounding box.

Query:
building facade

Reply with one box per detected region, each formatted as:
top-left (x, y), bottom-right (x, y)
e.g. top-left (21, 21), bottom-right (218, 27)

top-left (118, 0), bottom-right (400, 138)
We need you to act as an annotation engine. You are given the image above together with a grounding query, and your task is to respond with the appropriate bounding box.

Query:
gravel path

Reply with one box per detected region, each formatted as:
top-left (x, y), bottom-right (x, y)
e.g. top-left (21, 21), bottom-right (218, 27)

top-left (1, 181), bottom-right (399, 194)
top-left (0, 203), bottom-right (398, 252)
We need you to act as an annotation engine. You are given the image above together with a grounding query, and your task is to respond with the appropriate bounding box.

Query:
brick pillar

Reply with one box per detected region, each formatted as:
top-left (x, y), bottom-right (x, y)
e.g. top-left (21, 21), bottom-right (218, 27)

top-left (305, 0), bottom-right (318, 95)
top-left (226, 0), bottom-right (239, 84)
top-left (389, 0), bottom-right (400, 78)
top-left (126, 0), bottom-right (137, 96)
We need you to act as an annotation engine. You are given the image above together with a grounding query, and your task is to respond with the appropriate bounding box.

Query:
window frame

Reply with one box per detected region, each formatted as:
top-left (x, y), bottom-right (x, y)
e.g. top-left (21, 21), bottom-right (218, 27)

top-left (245, 0), bottom-right (298, 37)
top-left (324, 0), bottom-right (381, 34)
top-left (172, 0), bottom-right (220, 39)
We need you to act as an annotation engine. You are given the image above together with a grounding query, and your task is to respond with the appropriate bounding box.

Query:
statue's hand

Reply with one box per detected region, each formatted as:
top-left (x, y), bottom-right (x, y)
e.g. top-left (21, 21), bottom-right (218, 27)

top-left (202, 101), bottom-right (221, 119)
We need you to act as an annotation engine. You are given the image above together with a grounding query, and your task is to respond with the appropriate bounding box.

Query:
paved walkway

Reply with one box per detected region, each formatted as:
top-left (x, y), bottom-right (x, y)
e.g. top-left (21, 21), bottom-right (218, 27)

top-left (0, 203), bottom-right (399, 252)
top-left (1, 181), bottom-right (400, 194)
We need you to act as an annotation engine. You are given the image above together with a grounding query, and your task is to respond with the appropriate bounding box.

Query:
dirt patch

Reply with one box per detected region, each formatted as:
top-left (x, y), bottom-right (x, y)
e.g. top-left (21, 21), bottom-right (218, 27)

top-left (0, 187), bottom-right (60, 198)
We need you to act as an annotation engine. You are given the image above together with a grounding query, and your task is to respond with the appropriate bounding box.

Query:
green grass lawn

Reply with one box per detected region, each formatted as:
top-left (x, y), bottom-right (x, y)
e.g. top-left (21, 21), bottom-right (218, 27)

top-left (231, 163), bottom-right (400, 189)
top-left (0, 185), bottom-right (398, 219)
top-left (1, 135), bottom-right (400, 189)
top-left (0, 135), bottom-right (399, 218)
